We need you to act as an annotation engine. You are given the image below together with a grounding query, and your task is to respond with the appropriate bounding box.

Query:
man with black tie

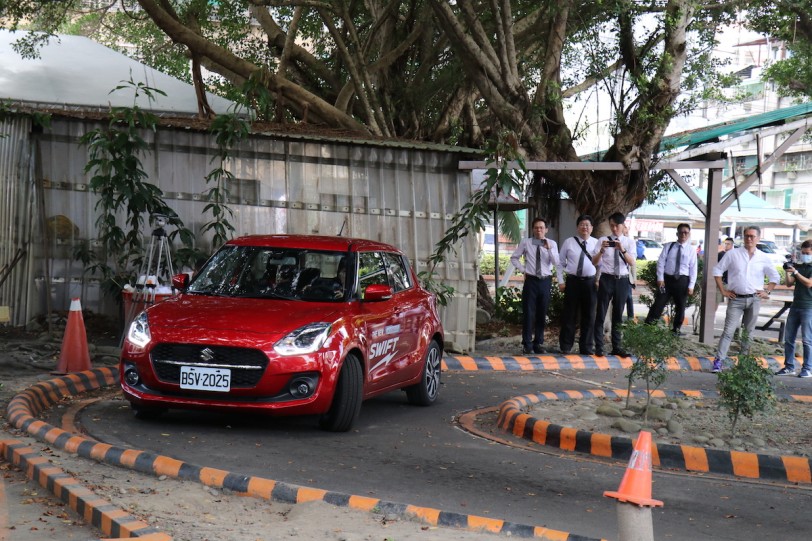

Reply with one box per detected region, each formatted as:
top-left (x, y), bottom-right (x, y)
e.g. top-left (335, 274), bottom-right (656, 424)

top-left (557, 214), bottom-right (600, 354)
top-left (592, 212), bottom-right (636, 357)
top-left (511, 217), bottom-right (560, 354)
top-left (644, 223), bottom-right (698, 335)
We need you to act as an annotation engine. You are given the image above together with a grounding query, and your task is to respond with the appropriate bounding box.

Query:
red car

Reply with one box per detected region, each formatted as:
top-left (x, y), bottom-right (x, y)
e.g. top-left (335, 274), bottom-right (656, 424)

top-left (120, 235), bottom-right (444, 431)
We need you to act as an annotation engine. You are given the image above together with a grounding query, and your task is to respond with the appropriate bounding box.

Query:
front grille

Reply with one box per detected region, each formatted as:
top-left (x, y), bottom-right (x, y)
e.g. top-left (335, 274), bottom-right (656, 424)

top-left (151, 343), bottom-right (268, 387)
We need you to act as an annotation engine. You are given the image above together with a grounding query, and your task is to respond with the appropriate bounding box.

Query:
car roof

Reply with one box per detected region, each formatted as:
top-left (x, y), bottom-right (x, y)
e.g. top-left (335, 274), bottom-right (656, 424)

top-left (227, 234), bottom-right (402, 253)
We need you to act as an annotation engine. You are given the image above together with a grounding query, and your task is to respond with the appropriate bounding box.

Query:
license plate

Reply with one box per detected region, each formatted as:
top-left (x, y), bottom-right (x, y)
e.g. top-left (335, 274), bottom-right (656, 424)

top-left (179, 366), bottom-right (231, 392)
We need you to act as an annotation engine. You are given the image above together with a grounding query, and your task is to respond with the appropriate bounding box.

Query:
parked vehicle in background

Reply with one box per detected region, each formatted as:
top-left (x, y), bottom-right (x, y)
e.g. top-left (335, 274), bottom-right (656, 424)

top-left (759, 239), bottom-right (789, 258)
top-left (119, 235), bottom-right (444, 432)
top-left (756, 242), bottom-right (789, 266)
top-left (636, 238), bottom-right (663, 261)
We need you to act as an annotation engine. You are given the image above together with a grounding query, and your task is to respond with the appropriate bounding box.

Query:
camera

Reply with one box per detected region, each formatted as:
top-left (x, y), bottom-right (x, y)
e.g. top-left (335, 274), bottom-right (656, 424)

top-left (606, 240), bottom-right (617, 248)
top-left (783, 261), bottom-right (795, 270)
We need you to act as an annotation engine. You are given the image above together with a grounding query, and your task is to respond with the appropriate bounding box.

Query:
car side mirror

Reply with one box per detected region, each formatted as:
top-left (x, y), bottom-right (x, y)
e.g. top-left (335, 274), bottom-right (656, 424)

top-left (171, 273), bottom-right (189, 292)
top-left (363, 283), bottom-right (393, 301)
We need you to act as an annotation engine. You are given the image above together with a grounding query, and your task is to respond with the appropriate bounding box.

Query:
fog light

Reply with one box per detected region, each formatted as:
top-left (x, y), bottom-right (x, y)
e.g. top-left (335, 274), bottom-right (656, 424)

top-left (289, 375), bottom-right (317, 398)
top-left (124, 368), bottom-right (140, 386)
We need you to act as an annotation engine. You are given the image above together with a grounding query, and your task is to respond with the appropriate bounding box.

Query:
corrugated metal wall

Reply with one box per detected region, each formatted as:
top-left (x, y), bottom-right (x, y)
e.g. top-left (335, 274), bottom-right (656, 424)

top-left (2, 116), bottom-right (478, 351)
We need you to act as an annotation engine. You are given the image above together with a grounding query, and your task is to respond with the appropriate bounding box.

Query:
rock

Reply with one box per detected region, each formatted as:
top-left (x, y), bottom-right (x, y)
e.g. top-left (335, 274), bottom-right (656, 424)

top-left (666, 419), bottom-right (683, 436)
top-left (621, 409), bottom-right (637, 418)
top-left (475, 308), bottom-right (491, 325)
top-left (611, 419), bottom-right (642, 433)
top-left (596, 404), bottom-right (623, 417)
top-left (693, 435), bottom-right (709, 444)
top-left (709, 438), bottom-right (726, 448)
top-left (645, 405), bottom-right (673, 422)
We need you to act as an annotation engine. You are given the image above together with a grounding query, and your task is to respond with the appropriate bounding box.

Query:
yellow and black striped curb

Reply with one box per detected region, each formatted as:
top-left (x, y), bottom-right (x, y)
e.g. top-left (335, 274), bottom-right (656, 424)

top-left (6, 367), bottom-right (603, 541)
top-left (498, 389), bottom-right (812, 484)
top-left (442, 354), bottom-right (784, 372)
top-left (0, 438), bottom-right (171, 540)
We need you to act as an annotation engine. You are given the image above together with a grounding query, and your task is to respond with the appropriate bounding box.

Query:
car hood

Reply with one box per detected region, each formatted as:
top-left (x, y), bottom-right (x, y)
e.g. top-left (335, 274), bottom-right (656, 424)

top-left (144, 294), bottom-right (344, 337)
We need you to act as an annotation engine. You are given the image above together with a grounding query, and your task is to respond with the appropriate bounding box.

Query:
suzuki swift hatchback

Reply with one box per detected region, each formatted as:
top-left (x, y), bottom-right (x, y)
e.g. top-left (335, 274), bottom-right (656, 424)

top-left (120, 235), bottom-right (444, 431)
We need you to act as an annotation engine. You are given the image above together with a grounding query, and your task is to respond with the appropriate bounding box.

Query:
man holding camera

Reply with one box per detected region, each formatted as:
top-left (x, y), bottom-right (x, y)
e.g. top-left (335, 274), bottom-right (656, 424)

top-left (592, 212), bottom-right (636, 357)
top-left (644, 223), bottom-right (697, 335)
top-left (711, 225), bottom-right (780, 372)
top-left (511, 217), bottom-right (560, 354)
top-left (557, 214), bottom-right (600, 355)
top-left (775, 239), bottom-right (812, 378)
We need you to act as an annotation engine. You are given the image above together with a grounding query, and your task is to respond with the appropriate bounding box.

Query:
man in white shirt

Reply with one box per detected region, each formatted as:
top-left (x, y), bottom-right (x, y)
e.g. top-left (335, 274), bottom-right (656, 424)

top-left (557, 214), bottom-right (600, 354)
top-left (511, 217), bottom-right (560, 354)
top-left (592, 212), bottom-right (636, 357)
top-left (644, 223), bottom-right (698, 335)
top-left (712, 225), bottom-right (780, 372)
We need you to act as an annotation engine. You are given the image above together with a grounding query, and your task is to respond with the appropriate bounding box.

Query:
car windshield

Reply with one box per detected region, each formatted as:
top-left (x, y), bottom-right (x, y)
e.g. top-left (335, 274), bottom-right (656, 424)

top-left (189, 246), bottom-right (351, 301)
top-left (757, 244), bottom-right (776, 254)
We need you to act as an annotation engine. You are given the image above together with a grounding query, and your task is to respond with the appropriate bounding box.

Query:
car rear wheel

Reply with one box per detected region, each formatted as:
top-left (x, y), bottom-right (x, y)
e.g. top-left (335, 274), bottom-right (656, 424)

top-left (319, 354), bottom-right (363, 432)
top-left (405, 340), bottom-right (441, 406)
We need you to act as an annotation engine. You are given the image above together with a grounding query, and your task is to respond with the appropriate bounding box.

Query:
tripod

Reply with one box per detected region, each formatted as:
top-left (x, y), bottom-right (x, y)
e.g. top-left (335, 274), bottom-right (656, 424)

top-left (123, 216), bottom-right (175, 330)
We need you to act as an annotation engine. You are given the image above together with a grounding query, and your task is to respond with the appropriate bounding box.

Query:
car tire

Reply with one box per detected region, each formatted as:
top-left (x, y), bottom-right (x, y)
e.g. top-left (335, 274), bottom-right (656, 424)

top-left (131, 404), bottom-right (166, 420)
top-left (319, 354), bottom-right (363, 432)
top-left (405, 340), bottom-right (441, 406)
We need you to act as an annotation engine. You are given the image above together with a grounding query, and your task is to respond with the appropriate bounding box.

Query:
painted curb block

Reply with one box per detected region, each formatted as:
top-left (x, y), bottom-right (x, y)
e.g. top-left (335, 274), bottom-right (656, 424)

top-left (5, 367), bottom-right (603, 541)
top-left (442, 354), bottom-right (785, 372)
top-left (0, 438), bottom-right (171, 540)
top-left (497, 389), bottom-right (812, 484)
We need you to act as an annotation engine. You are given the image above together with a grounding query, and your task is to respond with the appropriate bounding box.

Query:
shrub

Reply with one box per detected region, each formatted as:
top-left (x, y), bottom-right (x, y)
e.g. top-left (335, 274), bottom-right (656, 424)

top-left (716, 341), bottom-right (776, 435)
top-left (621, 321), bottom-right (680, 415)
top-left (479, 253), bottom-right (511, 275)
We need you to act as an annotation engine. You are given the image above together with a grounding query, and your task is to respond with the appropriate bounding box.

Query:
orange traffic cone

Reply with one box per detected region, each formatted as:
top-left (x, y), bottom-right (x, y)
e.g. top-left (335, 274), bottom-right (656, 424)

top-left (604, 430), bottom-right (663, 507)
top-left (54, 298), bottom-right (92, 374)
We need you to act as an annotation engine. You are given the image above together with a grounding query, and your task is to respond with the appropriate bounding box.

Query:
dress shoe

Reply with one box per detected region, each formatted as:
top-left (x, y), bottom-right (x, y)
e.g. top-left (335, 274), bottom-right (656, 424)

top-left (522, 346), bottom-right (533, 355)
top-left (560, 348), bottom-right (572, 355)
top-left (611, 349), bottom-right (631, 357)
top-left (533, 345), bottom-right (546, 354)
top-left (594, 349), bottom-right (604, 357)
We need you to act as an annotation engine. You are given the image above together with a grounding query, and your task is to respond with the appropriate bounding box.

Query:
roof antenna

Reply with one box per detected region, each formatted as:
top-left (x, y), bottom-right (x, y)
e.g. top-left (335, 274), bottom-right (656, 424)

top-left (337, 216), bottom-right (348, 236)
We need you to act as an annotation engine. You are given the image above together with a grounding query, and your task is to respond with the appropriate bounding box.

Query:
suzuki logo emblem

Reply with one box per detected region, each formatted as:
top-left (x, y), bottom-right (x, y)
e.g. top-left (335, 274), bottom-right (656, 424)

top-left (200, 348), bottom-right (215, 361)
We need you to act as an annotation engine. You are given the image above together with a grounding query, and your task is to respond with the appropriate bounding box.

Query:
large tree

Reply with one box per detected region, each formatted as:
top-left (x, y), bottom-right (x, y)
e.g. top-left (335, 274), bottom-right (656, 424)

top-left (745, 1), bottom-right (812, 99)
top-left (3, 0), bottom-right (740, 225)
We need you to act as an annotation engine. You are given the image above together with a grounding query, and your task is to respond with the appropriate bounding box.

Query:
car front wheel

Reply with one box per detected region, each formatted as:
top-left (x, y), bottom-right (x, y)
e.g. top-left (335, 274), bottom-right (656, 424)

top-left (319, 353), bottom-right (363, 432)
top-left (405, 340), bottom-right (441, 406)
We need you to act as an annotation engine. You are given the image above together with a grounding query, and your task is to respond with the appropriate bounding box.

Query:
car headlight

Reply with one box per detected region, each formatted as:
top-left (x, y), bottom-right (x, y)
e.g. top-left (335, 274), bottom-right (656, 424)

top-left (274, 323), bottom-right (331, 355)
top-left (127, 312), bottom-right (152, 348)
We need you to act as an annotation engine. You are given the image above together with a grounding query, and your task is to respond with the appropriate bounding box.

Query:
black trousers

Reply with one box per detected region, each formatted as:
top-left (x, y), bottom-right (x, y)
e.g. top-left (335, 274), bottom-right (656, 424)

top-left (521, 275), bottom-right (552, 348)
top-left (644, 274), bottom-right (689, 332)
top-left (559, 275), bottom-right (597, 354)
top-left (594, 274), bottom-right (630, 353)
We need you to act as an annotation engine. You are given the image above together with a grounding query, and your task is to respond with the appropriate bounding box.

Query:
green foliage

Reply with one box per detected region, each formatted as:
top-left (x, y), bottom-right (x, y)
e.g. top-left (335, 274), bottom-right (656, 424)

top-left (200, 113), bottom-right (249, 251)
top-left (77, 77), bottom-right (195, 293)
top-left (495, 286), bottom-right (523, 325)
top-left (420, 132), bottom-right (527, 306)
top-left (621, 321), bottom-right (680, 414)
top-left (716, 344), bottom-right (776, 435)
top-left (479, 253), bottom-right (511, 276)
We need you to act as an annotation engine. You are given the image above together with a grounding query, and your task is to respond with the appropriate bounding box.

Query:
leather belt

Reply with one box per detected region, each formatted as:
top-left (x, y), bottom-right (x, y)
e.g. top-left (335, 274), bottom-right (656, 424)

top-left (734, 293), bottom-right (756, 298)
top-left (569, 275), bottom-right (596, 280)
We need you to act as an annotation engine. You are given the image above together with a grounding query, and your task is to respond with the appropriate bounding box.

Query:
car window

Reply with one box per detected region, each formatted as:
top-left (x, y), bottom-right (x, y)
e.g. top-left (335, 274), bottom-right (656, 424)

top-left (188, 246), bottom-right (347, 301)
top-left (382, 252), bottom-right (412, 292)
top-left (358, 252), bottom-right (388, 294)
